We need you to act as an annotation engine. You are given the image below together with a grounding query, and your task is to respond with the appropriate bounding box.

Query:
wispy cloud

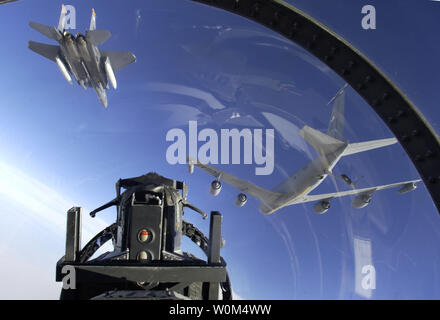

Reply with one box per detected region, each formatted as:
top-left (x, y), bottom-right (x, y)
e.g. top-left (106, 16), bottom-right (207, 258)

top-left (0, 161), bottom-right (109, 241)
top-left (0, 161), bottom-right (110, 299)
top-left (232, 289), bottom-right (245, 300)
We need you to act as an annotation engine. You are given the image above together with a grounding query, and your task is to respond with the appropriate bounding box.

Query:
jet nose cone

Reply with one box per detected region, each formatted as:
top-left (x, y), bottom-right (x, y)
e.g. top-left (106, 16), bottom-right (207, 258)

top-left (99, 95), bottom-right (108, 108)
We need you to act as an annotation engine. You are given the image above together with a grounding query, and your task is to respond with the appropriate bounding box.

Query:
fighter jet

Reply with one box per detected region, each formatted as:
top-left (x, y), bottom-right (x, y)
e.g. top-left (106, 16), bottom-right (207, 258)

top-left (28, 5), bottom-right (136, 107)
top-left (188, 87), bottom-right (421, 215)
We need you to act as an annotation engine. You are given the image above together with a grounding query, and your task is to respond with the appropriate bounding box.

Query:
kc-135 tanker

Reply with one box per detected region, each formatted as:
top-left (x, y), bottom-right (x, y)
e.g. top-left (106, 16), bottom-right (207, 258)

top-left (28, 5), bottom-right (136, 107)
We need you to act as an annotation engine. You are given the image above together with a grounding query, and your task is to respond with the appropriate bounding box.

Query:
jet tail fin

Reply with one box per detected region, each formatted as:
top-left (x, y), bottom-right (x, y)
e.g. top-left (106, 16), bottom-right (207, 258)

top-left (57, 4), bottom-right (67, 32)
top-left (90, 8), bottom-right (96, 30)
top-left (342, 138), bottom-right (397, 156)
top-left (327, 84), bottom-right (346, 141)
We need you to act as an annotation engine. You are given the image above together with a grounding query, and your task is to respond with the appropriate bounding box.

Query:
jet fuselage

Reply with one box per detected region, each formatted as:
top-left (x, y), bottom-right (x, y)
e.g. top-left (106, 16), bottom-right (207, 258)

top-left (55, 30), bottom-right (109, 106)
top-left (260, 145), bottom-right (347, 214)
top-left (55, 31), bottom-right (89, 88)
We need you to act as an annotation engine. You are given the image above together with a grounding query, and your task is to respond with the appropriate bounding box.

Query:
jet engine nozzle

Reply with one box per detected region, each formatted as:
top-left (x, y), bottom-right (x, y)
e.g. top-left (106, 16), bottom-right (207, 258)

top-left (76, 35), bottom-right (91, 61)
top-left (313, 200), bottom-right (330, 214)
top-left (210, 180), bottom-right (222, 196)
top-left (397, 182), bottom-right (417, 194)
top-left (351, 194), bottom-right (371, 209)
top-left (235, 193), bottom-right (247, 207)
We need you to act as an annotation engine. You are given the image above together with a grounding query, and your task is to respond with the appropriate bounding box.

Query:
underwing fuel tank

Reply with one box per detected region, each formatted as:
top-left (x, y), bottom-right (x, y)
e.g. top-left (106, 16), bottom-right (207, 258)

top-left (55, 56), bottom-right (73, 85)
top-left (104, 56), bottom-right (117, 89)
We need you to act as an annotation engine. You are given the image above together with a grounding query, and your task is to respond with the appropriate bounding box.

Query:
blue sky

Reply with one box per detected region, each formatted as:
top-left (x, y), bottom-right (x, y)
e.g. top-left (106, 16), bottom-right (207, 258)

top-left (0, 0), bottom-right (439, 299)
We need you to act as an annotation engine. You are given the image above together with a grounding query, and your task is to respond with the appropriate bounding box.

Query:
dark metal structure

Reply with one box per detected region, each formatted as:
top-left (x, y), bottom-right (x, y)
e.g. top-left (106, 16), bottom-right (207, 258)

top-left (191, 0), bottom-right (440, 214)
top-left (56, 173), bottom-right (231, 300)
top-left (0, 0), bottom-right (18, 4)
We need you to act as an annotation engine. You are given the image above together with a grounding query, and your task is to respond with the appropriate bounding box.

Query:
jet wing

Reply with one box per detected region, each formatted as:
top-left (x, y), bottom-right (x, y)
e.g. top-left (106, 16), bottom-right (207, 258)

top-left (290, 179), bottom-right (422, 205)
top-left (190, 159), bottom-right (281, 201)
top-left (28, 41), bottom-right (60, 62)
top-left (101, 50), bottom-right (136, 72)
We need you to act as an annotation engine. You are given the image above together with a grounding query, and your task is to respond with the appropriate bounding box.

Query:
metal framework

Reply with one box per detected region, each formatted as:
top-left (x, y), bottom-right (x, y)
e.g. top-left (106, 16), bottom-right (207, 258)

top-left (57, 210), bottom-right (228, 300)
top-left (191, 0), bottom-right (440, 214)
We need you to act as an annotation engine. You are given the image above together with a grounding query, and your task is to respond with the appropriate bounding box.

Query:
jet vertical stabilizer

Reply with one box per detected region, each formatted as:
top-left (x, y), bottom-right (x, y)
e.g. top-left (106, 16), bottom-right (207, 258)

top-left (57, 4), bottom-right (67, 32)
top-left (327, 85), bottom-right (346, 141)
top-left (85, 8), bottom-right (110, 45)
top-left (90, 8), bottom-right (96, 31)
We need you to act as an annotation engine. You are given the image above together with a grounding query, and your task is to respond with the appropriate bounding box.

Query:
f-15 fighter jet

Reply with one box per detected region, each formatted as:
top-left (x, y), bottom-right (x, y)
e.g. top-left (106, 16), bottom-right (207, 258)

top-left (28, 5), bottom-right (136, 107)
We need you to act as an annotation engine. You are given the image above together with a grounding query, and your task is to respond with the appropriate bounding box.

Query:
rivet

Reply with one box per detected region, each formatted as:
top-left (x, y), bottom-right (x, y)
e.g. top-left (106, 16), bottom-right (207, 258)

top-left (396, 110), bottom-right (406, 117)
top-left (364, 75), bottom-right (373, 83)
top-left (251, 3), bottom-right (260, 16)
top-left (270, 12), bottom-right (279, 26)
top-left (387, 116), bottom-right (396, 124)
top-left (372, 99), bottom-right (381, 107)
top-left (401, 135), bottom-right (410, 142)
top-left (425, 150), bottom-right (435, 158)
top-left (357, 83), bottom-right (365, 90)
